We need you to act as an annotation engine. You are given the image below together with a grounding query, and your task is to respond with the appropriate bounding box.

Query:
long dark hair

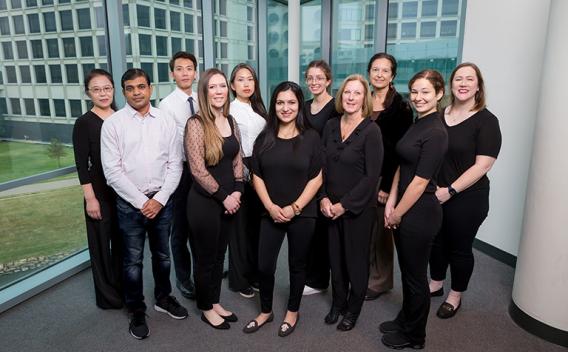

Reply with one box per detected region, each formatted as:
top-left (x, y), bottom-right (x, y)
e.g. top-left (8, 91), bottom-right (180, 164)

top-left (367, 52), bottom-right (398, 109)
top-left (229, 63), bottom-right (267, 119)
top-left (84, 68), bottom-right (117, 111)
top-left (254, 81), bottom-right (307, 155)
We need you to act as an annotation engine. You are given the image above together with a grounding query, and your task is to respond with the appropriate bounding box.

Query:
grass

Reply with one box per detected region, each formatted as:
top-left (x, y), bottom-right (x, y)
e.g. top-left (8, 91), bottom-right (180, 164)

top-left (0, 185), bottom-right (86, 265)
top-left (0, 141), bottom-right (75, 183)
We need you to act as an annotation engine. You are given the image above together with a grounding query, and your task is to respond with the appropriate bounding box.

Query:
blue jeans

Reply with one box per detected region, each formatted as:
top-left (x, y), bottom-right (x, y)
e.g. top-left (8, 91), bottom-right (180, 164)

top-left (117, 197), bottom-right (173, 312)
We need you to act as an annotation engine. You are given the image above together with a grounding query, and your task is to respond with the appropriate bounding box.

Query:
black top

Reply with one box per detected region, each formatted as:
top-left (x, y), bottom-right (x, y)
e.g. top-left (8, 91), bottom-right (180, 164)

top-left (304, 98), bottom-right (341, 135)
top-left (396, 112), bottom-right (448, 196)
top-left (72, 111), bottom-right (116, 201)
top-left (371, 92), bottom-right (413, 193)
top-left (251, 129), bottom-right (322, 218)
top-left (321, 117), bottom-right (383, 216)
top-left (438, 108), bottom-right (502, 193)
top-left (189, 116), bottom-right (245, 202)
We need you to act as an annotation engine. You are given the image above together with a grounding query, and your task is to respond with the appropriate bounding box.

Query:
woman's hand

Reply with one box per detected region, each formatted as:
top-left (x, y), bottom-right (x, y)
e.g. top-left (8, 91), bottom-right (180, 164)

top-left (320, 197), bottom-right (333, 218)
top-left (384, 196), bottom-right (396, 229)
top-left (435, 187), bottom-right (451, 204)
top-left (268, 204), bottom-right (290, 223)
top-left (377, 190), bottom-right (389, 205)
top-left (282, 205), bottom-right (295, 220)
top-left (230, 191), bottom-right (242, 203)
top-left (385, 211), bottom-right (401, 229)
top-left (85, 197), bottom-right (102, 220)
top-left (330, 203), bottom-right (346, 220)
top-left (223, 194), bottom-right (241, 215)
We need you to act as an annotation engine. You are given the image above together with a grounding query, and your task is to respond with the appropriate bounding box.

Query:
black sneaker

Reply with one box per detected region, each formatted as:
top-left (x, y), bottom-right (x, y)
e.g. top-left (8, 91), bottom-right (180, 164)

top-left (176, 280), bottom-right (196, 300)
top-left (250, 282), bottom-right (260, 292)
top-left (239, 287), bottom-right (255, 298)
top-left (129, 311), bottom-right (149, 340)
top-left (154, 296), bottom-right (188, 320)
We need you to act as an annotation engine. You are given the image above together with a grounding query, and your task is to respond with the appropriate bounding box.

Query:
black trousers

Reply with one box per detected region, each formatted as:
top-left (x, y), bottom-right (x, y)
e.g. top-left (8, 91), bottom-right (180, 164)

top-left (187, 188), bottom-right (234, 310)
top-left (328, 207), bottom-right (375, 315)
top-left (258, 216), bottom-right (315, 313)
top-left (368, 204), bottom-right (394, 293)
top-left (429, 189), bottom-right (489, 292)
top-left (170, 162), bottom-right (194, 289)
top-left (393, 194), bottom-right (442, 344)
top-left (83, 198), bottom-right (123, 309)
top-left (228, 182), bottom-right (261, 291)
top-left (304, 214), bottom-right (330, 290)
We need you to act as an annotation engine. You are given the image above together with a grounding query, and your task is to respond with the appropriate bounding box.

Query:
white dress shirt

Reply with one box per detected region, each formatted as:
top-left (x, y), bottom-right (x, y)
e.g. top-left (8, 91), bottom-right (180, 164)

top-left (158, 87), bottom-right (199, 160)
top-left (101, 103), bottom-right (183, 209)
top-left (230, 99), bottom-right (265, 157)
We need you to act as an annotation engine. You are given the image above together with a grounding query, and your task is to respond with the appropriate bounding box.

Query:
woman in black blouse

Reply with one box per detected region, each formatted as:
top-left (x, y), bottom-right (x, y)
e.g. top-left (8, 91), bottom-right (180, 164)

top-left (185, 68), bottom-right (244, 330)
top-left (429, 63), bottom-right (502, 319)
top-left (365, 53), bottom-right (413, 301)
top-left (243, 81), bottom-right (322, 337)
top-left (320, 74), bottom-right (383, 331)
top-left (72, 69), bottom-right (122, 309)
top-left (380, 70), bottom-right (448, 349)
top-left (302, 60), bottom-right (340, 296)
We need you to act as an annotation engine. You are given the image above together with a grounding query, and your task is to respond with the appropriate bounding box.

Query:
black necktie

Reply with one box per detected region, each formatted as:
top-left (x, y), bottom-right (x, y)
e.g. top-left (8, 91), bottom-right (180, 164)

top-left (188, 97), bottom-right (195, 116)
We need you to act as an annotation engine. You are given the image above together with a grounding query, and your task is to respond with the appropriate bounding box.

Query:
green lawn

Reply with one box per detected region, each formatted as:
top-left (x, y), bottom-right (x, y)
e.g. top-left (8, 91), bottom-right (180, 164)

top-left (0, 185), bottom-right (86, 265)
top-left (0, 141), bottom-right (75, 183)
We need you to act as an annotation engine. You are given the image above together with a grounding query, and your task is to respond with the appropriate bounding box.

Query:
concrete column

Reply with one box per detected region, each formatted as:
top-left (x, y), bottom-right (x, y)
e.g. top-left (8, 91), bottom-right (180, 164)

top-left (510, 0), bottom-right (568, 347)
top-left (288, 0), bottom-right (300, 83)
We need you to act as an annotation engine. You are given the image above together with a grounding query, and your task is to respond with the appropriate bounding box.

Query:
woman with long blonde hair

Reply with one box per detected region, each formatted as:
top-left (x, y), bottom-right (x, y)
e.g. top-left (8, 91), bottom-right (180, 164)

top-left (185, 68), bottom-right (244, 330)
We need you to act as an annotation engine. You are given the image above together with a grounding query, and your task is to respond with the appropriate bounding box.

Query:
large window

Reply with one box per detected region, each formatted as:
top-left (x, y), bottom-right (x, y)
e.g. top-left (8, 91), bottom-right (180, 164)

top-left (300, 0), bottom-right (322, 89)
top-left (386, 0), bottom-right (465, 92)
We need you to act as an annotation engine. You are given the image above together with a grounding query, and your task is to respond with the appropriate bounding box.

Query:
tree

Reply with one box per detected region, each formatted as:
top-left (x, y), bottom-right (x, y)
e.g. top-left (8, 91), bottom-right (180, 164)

top-left (46, 138), bottom-right (67, 168)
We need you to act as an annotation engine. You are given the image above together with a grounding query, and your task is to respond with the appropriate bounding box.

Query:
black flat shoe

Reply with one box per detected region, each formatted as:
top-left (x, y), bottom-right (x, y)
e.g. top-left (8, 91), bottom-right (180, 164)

top-left (278, 314), bottom-right (300, 337)
top-left (337, 312), bottom-right (358, 331)
top-left (379, 320), bottom-right (402, 334)
top-left (436, 301), bottom-right (461, 319)
top-left (430, 287), bottom-right (444, 297)
top-left (220, 312), bottom-right (238, 323)
top-left (324, 307), bottom-right (345, 325)
top-left (243, 313), bottom-right (274, 333)
top-left (382, 332), bottom-right (424, 349)
top-left (201, 313), bottom-right (230, 330)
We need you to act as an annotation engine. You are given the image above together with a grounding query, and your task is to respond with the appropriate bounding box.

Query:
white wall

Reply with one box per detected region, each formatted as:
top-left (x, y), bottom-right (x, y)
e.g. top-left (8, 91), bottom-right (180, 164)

top-left (460, 0), bottom-right (551, 255)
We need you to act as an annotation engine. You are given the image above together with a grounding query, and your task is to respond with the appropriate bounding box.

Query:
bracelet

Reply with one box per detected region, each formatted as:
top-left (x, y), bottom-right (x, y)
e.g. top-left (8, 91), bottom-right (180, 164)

top-left (291, 202), bottom-right (302, 216)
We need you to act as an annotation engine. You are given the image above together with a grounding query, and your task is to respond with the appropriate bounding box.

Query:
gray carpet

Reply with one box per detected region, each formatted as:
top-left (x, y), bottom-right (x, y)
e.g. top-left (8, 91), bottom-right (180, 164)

top-left (0, 244), bottom-right (563, 352)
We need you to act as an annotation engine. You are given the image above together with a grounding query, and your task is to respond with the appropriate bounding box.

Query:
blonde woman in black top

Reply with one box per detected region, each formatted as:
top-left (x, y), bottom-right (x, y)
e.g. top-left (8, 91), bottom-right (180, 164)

top-left (429, 63), bottom-right (502, 319)
top-left (320, 74), bottom-right (383, 331)
top-left (380, 70), bottom-right (448, 349)
top-left (72, 69), bottom-right (122, 309)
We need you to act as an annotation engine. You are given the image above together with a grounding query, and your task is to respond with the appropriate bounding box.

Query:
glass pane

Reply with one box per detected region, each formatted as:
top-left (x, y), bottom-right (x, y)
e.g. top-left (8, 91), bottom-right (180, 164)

top-left (124, 0), bottom-right (202, 101)
top-left (300, 0), bottom-right (322, 92)
top-left (331, 0), bottom-right (375, 93)
top-left (266, 0), bottom-right (287, 95)
top-left (386, 0), bottom-right (464, 93)
top-left (213, 0), bottom-right (258, 78)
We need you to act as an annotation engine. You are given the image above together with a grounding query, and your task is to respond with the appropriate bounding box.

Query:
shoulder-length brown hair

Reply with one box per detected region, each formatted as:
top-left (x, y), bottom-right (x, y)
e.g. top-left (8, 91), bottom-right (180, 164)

top-left (196, 68), bottom-right (230, 166)
top-left (449, 62), bottom-right (486, 112)
top-left (335, 74), bottom-right (373, 118)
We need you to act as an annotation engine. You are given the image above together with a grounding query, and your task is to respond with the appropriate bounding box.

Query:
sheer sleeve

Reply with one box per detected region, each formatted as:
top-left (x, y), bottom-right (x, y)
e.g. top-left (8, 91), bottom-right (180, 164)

top-left (184, 117), bottom-right (223, 198)
top-left (230, 115), bottom-right (245, 194)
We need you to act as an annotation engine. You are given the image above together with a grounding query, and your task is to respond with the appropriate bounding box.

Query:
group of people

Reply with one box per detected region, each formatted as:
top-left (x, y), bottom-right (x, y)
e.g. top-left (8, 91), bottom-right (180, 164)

top-left (72, 50), bottom-right (501, 349)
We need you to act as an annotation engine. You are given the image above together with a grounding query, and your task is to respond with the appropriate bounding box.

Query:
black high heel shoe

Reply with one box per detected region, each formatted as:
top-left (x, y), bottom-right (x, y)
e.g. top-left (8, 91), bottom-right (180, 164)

top-left (324, 307), bottom-right (345, 325)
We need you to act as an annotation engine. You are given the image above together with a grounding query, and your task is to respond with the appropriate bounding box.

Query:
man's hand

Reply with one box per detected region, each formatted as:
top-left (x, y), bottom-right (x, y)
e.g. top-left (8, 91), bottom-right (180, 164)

top-left (141, 198), bottom-right (163, 219)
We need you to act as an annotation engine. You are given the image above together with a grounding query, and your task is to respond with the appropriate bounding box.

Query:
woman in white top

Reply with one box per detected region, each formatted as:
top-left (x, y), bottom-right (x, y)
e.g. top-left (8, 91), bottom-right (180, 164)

top-left (228, 63), bottom-right (268, 298)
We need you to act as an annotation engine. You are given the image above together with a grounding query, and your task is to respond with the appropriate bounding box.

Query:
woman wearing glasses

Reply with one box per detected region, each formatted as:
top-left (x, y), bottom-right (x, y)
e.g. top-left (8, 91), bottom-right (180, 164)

top-left (302, 60), bottom-right (340, 296)
top-left (72, 69), bottom-right (123, 309)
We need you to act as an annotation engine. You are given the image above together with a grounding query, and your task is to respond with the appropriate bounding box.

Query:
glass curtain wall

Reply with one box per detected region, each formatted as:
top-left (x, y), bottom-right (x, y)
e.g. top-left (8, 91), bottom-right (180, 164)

top-left (300, 0), bottom-right (322, 94)
top-left (213, 0), bottom-right (258, 77)
top-left (266, 0), bottom-right (288, 95)
top-left (0, 0), bottom-right (109, 289)
top-left (330, 0), bottom-right (376, 93)
top-left (122, 0), bottom-right (203, 104)
top-left (386, 0), bottom-right (464, 93)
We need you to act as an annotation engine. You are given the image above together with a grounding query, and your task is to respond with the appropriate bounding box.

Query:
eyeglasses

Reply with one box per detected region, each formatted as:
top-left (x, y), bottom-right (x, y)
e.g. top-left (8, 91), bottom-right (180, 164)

top-left (306, 76), bottom-right (327, 83)
top-left (88, 86), bottom-right (114, 95)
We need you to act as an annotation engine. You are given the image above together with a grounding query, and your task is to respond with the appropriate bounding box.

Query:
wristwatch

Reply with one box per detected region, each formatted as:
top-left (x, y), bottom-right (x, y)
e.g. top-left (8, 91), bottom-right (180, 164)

top-left (448, 185), bottom-right (458, 197)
